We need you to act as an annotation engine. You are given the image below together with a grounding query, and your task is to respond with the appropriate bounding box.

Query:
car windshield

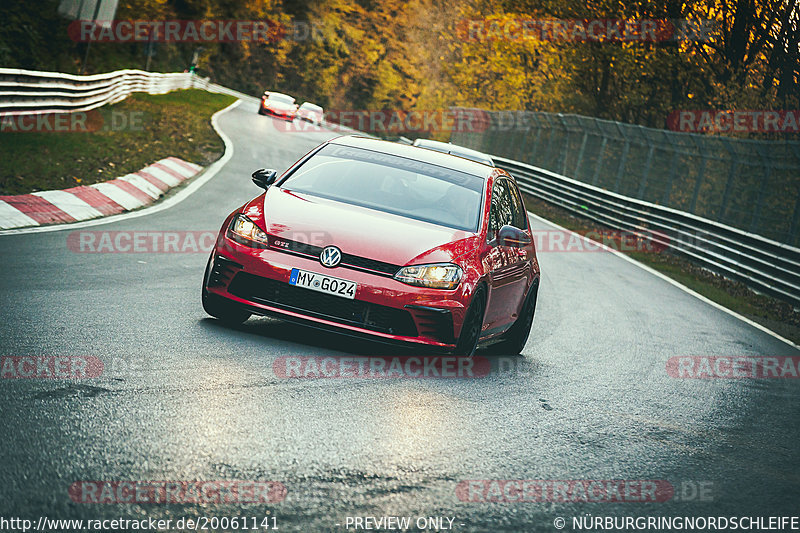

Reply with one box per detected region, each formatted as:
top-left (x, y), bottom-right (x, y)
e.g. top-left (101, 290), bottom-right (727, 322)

top-left (268, 93), bottom-right (294, 104)
top-left (281, 144), bottom-right (484, 232)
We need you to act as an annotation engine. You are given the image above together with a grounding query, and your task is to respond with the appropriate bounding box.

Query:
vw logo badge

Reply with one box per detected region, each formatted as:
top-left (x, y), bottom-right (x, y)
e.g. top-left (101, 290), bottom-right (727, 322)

top-left (319, 246), bottom-right (342, 268)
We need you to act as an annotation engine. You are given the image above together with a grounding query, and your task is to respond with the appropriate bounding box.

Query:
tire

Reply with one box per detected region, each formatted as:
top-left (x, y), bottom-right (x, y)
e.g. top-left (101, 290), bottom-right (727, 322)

top-left (486, 282), bottom-right (538, 356)
top-left (202, 256), bottom-right (251, 325)
top-left (452, 285), bottom-right (487, 357)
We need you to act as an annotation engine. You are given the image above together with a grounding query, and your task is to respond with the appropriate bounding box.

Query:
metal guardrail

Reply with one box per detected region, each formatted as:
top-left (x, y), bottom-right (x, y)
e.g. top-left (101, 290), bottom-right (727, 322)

top-left (0, 68), bottom-right (208, 115)
top-left (0, 67), bottom-right (364, 138)
top-left (452, 110), bottom-right (800, 248)
top-left (496, 156), bottom-right (800, 307)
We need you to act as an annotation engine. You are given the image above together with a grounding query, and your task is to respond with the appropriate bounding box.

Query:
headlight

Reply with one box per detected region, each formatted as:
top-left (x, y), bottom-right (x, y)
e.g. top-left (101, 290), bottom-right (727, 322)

top-left (228, 214), bottom-right (269, 247)
top-left (394, 263), bottom-right (463, 290)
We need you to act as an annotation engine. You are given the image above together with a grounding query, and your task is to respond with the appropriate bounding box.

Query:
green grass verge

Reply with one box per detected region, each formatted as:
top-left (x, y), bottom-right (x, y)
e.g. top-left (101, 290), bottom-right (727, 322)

top-left (522, 193), bottom-right (800, 345)
top-left (0, 90), bottom-right (237, 195)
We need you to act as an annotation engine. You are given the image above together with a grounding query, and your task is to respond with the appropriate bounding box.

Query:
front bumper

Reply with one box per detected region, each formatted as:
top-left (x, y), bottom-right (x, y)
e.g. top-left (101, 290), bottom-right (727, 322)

top-left (206, 238), bottom-right (467, 348)
top-left (260, 104), bottom-right (295, 120)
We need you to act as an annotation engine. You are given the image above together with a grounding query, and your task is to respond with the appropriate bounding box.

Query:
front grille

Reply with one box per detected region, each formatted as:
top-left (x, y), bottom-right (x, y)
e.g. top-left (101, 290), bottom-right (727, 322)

top-left (228, 272), bottom-right (417, 337)
top-left (340, 252), bottom-right (399, 275)
top-left (267, 235), bottom-right (400, 276)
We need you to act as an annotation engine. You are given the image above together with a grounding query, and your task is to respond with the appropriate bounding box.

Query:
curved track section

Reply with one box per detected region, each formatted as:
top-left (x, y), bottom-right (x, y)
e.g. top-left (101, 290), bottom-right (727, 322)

top-left (1, 99), bottom-right (798, 531)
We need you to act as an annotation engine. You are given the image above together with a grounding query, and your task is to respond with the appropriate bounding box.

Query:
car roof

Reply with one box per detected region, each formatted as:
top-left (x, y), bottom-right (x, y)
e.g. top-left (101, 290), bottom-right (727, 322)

top-left (328, 136), bottom-right (495, 178)
top-left (412, 139), bottom-right (494, 166)
top-left (266, 92), bottom-right (294, 100)
top-left (299, 102), bottom-right (322, 110)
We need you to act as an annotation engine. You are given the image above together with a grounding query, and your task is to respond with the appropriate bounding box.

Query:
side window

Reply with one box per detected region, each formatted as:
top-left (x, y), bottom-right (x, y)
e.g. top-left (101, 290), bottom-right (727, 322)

top-left (489, 179), bottom-right (514, 232)
top-left (489, 183), bottom-right (500, 231)
top-left (507, 182), bottom-right (528, 229)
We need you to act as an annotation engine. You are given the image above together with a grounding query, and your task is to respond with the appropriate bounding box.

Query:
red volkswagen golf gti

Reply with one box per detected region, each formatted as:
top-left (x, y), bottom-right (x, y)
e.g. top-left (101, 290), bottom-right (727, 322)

top-left (202, 136), bottom-right (539, 356)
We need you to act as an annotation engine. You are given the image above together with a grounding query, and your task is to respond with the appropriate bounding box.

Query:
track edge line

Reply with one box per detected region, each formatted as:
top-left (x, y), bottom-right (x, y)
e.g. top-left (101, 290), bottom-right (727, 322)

top-left (527, 210), bottom-right (800, 351)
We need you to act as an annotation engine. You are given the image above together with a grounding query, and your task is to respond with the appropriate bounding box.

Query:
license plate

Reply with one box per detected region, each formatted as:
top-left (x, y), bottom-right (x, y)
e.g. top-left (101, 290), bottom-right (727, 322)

top-left (289, 268), bottom-right (357, 299)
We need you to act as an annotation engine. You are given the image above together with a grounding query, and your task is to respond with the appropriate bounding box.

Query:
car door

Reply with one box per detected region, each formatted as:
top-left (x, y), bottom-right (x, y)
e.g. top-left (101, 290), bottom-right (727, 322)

top-left (482, 177), bottom-right (531, 333)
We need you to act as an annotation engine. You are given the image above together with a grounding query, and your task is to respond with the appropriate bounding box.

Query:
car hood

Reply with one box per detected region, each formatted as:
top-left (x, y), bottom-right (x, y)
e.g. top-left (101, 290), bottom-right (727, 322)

top-left (255, 187), bottom-right (478, 266)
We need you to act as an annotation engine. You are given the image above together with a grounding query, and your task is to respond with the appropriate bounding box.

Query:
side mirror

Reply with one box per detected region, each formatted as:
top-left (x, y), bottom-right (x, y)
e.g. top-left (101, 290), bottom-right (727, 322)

top-left (252, 168), bottom-right (278, 189)
top-left (495, 224), bottom-right (531, 248)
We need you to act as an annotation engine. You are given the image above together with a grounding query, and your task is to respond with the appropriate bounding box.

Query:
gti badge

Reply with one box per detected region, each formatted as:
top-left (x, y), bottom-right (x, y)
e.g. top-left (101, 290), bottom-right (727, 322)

top-left (320, 246), bottom-right (342, 268)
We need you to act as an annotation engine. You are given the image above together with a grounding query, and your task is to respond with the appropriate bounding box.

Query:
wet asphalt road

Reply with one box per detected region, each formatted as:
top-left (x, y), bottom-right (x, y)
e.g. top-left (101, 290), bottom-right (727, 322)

top-left (1, 98), bottom-right (799, 532)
